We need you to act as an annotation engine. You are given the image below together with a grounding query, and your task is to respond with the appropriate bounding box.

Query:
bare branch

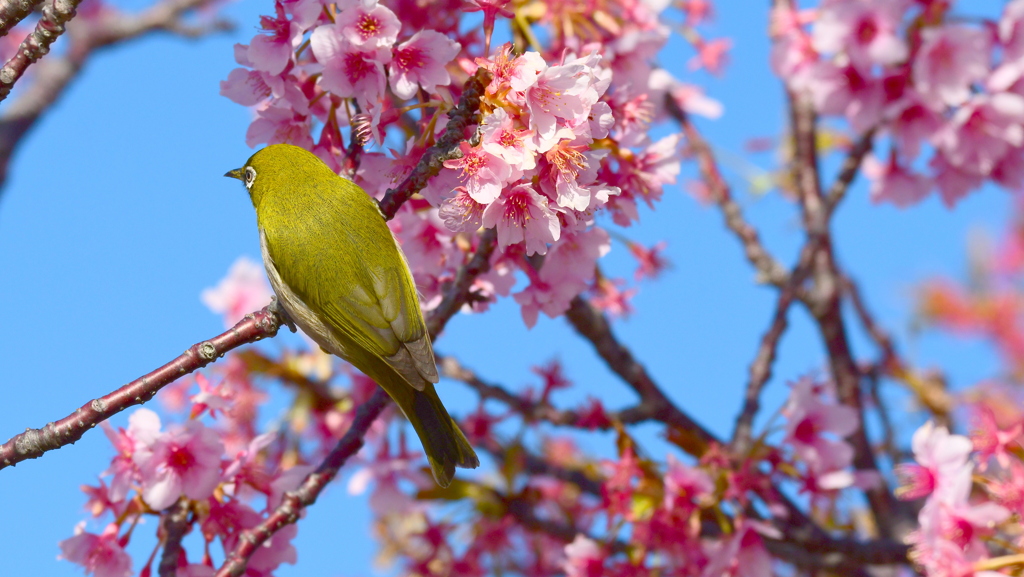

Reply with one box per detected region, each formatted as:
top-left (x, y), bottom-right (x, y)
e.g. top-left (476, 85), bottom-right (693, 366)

top-left (565, 295), bottom-right (718, 454)
top-left (425, 227), bottom-right (497, 337)
top-left (0, 0), bottom-right (43, 38)
top-left (824, 128), bottom-right (875, 216)
top-left (730, 241), bottom-right (818, 454)
top-left (668, 97), bottom-right (788, 287)
top-left (0, 0), bottom-right (228, 193)
top-left (0, 0), bottom-right (84, 102)
top-left (439, 355), bottom-right (655, 428)
top-left (0, 305), bottom-right (283, 469)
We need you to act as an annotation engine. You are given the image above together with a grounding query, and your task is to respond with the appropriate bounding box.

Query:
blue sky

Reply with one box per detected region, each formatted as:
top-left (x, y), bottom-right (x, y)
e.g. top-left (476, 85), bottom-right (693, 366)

top-left (0, 0), bottom-right (1011, 575)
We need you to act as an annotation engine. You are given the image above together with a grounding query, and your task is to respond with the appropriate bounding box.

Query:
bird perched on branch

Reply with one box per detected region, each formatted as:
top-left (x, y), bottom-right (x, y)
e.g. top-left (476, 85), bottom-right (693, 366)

top-left (226, 143), bottom-right (479, 487)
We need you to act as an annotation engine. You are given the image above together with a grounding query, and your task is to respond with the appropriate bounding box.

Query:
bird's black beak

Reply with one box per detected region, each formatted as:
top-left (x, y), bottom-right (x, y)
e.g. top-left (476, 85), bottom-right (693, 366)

top-left (224, 168), bottom-right (244, 180)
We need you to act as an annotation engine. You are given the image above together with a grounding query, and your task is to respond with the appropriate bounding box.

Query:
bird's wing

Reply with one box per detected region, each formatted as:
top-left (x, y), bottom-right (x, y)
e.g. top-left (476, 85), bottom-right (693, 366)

top-left (262, 200), bottom-right (438, 390)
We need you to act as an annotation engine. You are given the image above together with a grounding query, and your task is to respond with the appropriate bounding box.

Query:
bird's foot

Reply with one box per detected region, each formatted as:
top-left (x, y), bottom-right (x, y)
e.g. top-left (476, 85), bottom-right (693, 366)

top-left (269, 296), bottom-right (297, 333)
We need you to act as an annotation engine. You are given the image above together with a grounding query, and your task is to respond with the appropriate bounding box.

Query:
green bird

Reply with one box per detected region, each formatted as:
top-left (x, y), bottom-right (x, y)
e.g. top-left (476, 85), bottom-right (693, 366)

top-left (225, 143), bottom-right (479, 487)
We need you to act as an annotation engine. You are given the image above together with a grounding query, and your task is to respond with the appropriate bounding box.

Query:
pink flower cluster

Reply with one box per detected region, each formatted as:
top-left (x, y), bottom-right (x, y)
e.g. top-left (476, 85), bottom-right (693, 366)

top-left (220, 0), bottom-right (700, 326)
top-left (900, 421), bottom-right (1011, 577)
top-left (773, 0), bottom-right (1024, 207)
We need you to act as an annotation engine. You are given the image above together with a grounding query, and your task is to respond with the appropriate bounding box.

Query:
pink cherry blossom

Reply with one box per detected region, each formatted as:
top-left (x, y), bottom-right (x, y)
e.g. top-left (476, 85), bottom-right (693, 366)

top-left (811, 0), bottom-right (909, 68)
top-left (862, 153), bottom-right (933, 208)
top-left (438, 187), bottom-right (485, 232)
top-left (389, 30), bottom-right (460, 100)
top-left (248, 4), bottom-right (304, 76)
top-left (540, 134), bottom-right (598, 211)
top-left (311, 25), bottom-right (392, 108)
top-left (442, 142), bottom-right (513, 203)
top-left (245, 102), bottom-right (315, 149)
top-left (58, 523), bottom-right (132, 577)
top-left (933, 93), bottom-right (1024, 179)
top-left (701, 524), bottom-right (773, 577)
top-left (689, 38), bottom-right (731, 74)
top-left (512, 52), bottom-right (592, 151)
top-left (481, 183), bottom-right (560, 255)
top-left (334, 1), bottom-right (401, 48)
top-left (797, 61), bottom-right (885, 133)
top-left (480, 108), bottom-right (538, 172)
top-left (200, 256), bottom-right (273, 328)
top-left (134, 420), bottom-right (224, 510)
top-left (914, 25), bottom-right (992, 107)
top-left (562, 535), bottom-right (604, 577)
top-left (886, 91), bottom-right (944, 159)
top-left (895, 421), bottom-right (973, 501)
top-left (515, 229), bottom-right (610, 327)
top-left (782, 378), bottom-right (859, 484)
top-left (929, 153), bottom-right (985, 208)
top-left (630, 240), bottom-right (670, 281)
top-left (970, 406), bottom-right (1023, 471)
top-left (101, 408), bottom-right (162, 501)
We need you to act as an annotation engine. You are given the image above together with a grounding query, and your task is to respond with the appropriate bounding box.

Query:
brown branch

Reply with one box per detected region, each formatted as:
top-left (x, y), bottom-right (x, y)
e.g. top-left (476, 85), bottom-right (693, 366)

top-left (214, 387), bottom-right (390, 577)
top-left (0, 0), bottom-right (42, 38)
top-left (158, 498), bottom-right (192, 577)
top-left (729, 241), bottom-right (818, 454)
top-left (565, 295), bottom-right (718, 455)
top-left (0, 0), bottom-right (84, 102)
top-left (0, 0), bottom-right (228, 193)
top-left (824, 128), bottom-right (875, 216)
top-left (425, 227), bottom-right (497, 337)
top-left (439, 355), bottom-right (655, 428)
top-left (377, 67), bottom-right (490, 220)
top-left (0, 305), bottom-right (283, 469)
top-left (668, 97), bottom-right (787, 287)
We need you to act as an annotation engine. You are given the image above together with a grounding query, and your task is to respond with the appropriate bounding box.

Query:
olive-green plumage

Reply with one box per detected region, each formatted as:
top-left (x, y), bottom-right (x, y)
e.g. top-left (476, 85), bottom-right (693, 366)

top-left (226, 143), bottom-right (479, 487)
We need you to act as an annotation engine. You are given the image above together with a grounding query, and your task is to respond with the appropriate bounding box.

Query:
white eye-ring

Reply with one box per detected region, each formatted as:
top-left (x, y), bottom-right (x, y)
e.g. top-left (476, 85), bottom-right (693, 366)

top-left (244, 166), bottom-right (256, 189)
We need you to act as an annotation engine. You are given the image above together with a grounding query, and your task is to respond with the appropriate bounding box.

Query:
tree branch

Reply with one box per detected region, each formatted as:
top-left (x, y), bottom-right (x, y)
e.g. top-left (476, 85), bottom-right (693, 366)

top-left (0, 0), bottom-right (42, 38)
top-left (213, 387), bottom-right (391, 577)
top-left (565, 295), bottom-right (718, 454)
top-left (377, 67), bottom-right (489, 220)
top-left (439, 354), bottom-right (656, 429)
top-left (158, 498), bottom-right (192, 577)
top-left (0, 0), bottom-right (229, 194)
top-left (669, 99), bottom-right (787, 287)
top-left (0, 305), bottom-right (283, 469)
top-left (0, 0), bottom-right (84, 102)
top-left (730, 241), bottom-right (818, 454)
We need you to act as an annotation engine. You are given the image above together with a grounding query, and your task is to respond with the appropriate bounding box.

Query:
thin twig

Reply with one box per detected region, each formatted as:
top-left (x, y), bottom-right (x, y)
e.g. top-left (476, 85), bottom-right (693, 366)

top-left (824, 128), bottom-right (875, 216)
top-left (564, 295), bottom-right (718, 455)
top-left (439, 355), bottom-right (655, 428)
top-left (668, 97), bottom-right (787, 286)
top-left (0, 305), bottom-right (283, 469)
top-left (730, 241), bottom-right (818, 454)
top-left (0, 0), bottom-right (229, 193)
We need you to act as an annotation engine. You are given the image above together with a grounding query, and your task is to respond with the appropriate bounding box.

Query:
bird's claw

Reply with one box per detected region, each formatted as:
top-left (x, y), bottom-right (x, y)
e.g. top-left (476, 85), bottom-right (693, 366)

top-left (269, 296), bottom-right (297, 333)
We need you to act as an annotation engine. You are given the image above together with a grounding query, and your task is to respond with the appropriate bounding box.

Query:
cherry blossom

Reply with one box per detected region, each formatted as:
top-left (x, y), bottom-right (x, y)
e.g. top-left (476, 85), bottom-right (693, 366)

top-left (388, 30), bottom-right (460, 100)
top-left (58, 523), bottom-right (132, 577)
top-left (133, 419), bottom-right (224, 510)
top-left (481, 183), bottom-right (560, 255)
top-left (200, 256), bottom-right (273, 328)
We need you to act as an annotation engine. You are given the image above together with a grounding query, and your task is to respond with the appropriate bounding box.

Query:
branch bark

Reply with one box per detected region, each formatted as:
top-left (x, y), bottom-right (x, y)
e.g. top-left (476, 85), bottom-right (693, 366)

top-left (0, 305), bottom-right (283, 469)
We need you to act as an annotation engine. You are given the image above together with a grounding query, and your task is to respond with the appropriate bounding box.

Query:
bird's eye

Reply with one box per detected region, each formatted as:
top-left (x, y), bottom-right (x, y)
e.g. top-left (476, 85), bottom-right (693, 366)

top-left (244, 166), bottom-right (256, 188)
